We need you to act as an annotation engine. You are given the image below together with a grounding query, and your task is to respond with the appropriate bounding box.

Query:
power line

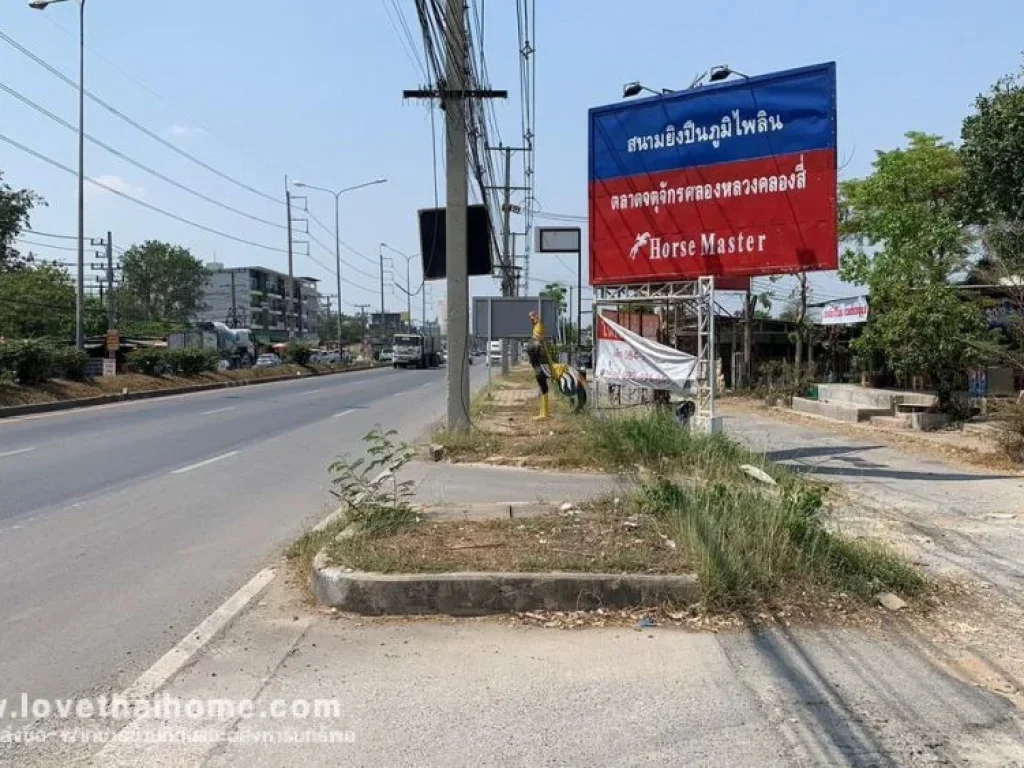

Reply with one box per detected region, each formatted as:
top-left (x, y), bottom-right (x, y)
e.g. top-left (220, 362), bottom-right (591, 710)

top-left (15, 238), bottom-right (84, 253)
top-left (0, 29), bottom-right (284, 208)
top-left (0, 131), bottom-right (289, 254)
top-left (381, 0), bottom-right (428, 79)
top-left (0, 80), bottom-right (288, 232)
top-left (23, 229), bottom-right (82, 241)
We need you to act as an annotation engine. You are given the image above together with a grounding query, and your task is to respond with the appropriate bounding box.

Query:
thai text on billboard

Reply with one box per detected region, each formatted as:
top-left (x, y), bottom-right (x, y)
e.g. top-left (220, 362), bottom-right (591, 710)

top-left (588, 63), bottom-right (838, 286)
top-left (819, 296), bottom-right (869, 325)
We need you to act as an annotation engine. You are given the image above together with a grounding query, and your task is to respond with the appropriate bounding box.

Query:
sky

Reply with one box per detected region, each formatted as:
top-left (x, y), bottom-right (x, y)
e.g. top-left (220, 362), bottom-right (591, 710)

top-left (1, 0), bottom-right (1022, 323)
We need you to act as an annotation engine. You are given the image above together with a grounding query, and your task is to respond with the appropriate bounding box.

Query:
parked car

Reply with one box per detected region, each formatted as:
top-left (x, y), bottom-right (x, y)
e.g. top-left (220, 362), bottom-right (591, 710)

top-left (254, 353), bottom-right (282, 368)
top-left (379, 349), bottom-right (394, 364)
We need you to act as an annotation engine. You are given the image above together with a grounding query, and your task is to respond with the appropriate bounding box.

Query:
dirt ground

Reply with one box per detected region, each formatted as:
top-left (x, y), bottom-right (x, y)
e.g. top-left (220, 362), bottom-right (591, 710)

top-left (440, 369), bottom-right (602, 470)
top-left (728, 405), bottom-right (1024, 709)
top-left (0, 362), bottom-right (373, 408)
top-left (329, 500), bottom-right (689, 575)
top-left (721, 395), bottom-right (1021, 474)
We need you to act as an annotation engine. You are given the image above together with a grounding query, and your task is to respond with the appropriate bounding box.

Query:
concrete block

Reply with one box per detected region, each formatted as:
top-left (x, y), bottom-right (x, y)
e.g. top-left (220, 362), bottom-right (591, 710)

top-left (895, 392), bottom-right (939, 409)
top-left (312, 551), bottom-right (700, 615)
top-left (909, 411), bottom-right (951, 431)
top-left (792, 397), bottom-right (889, 423)
top-left (870, 415), bottom-right (910, 429)
top-left (815, 384), bottom-right (898, 410)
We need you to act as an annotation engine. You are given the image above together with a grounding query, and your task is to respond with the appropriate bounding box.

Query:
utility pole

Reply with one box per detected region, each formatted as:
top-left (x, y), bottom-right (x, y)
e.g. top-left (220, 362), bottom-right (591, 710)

top-left (405, 257), bottom-right (412, 331)
top-left (405, 0), bottom-right (507, 431)
top-left (105, 230), bottom-right (114, 330)
top-left (285, 177), bottom-right (295, 339)
top-left (499, 146), bottom-right (513, 375)
top-left (229, 270), bottom-right (238, 328)
top-left (743, 286), bottom-right (753, 388)
top-left (443, 0), bottom-right (470, 430)
top-left (485, 144), bottom-right (529, 375)
top-left (568, 285), bottom-right (575, 353)
top-left (378, 243), bottom-right (386, 328)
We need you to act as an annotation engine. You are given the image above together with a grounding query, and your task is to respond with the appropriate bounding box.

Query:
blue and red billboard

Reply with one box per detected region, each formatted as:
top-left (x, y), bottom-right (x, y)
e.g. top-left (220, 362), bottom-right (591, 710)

top-left (588, 62), bottom-right (837, 286)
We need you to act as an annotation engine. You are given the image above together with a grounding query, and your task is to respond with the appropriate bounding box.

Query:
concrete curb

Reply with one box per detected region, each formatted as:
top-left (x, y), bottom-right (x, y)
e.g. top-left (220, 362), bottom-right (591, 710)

top-left (311, 550), bottom-right (701, 615)
top-left (0, 364), bottom-right (387, 420)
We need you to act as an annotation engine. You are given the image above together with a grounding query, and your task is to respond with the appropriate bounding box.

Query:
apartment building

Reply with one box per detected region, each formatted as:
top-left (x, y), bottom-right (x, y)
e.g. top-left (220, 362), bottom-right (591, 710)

top-left (200, 262), bottom-right (321, 343)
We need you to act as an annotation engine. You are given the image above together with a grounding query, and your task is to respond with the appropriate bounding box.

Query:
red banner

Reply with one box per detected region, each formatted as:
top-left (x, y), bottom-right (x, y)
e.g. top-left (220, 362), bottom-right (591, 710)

top-left (590, 150), bottom-right (837, 284)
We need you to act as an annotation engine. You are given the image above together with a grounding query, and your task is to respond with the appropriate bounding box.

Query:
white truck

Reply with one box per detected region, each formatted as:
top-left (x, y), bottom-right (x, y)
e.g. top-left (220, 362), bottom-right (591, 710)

top-left (168, 322), bottom-right (255, 368)
top-left (392, 332), bottom-right (441, 369)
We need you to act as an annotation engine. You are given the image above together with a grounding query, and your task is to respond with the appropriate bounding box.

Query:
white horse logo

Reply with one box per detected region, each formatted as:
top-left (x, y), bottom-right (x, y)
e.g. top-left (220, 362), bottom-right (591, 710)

top-left (628, 232), bottom-right (651, 260)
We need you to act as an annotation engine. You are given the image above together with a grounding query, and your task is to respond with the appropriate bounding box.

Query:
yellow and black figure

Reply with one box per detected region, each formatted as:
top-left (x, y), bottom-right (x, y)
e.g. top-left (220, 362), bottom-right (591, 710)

top-left (527, 310), bottom-right (587, 419)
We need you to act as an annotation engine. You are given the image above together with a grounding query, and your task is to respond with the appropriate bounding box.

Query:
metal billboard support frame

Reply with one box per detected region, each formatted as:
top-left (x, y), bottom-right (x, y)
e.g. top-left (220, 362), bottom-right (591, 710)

top-left (593, 278), bottom-right (720, 433)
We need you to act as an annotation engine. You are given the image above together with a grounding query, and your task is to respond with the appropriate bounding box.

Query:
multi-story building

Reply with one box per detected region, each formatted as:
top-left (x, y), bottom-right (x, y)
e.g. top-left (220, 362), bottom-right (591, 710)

top-left (200, 263), bottom-right (321, 343)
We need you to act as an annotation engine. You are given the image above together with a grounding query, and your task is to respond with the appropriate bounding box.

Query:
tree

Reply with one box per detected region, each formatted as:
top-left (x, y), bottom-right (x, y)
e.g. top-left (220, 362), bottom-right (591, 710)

top-left (319, 312), bottom-right (365, 345)
top-left (0, 265), bottom-right (74, 339)
top-left (120, 241), bottom-right (208, 324)
top-left (0, 170), bottom-right (45, 272)
top-left (961, 60), bottom-right (1024, 223)
top-left (960, 62), bottom-right (1024, 365)
top-left (840, 132), bottom-right (987, 407)
top-left (540, 283), bottom-right (567, 314)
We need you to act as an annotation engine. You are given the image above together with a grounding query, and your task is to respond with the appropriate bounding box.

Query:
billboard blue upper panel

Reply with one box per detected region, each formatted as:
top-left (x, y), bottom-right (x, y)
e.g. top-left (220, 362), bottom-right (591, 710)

top-left (589, 63), bottom-right (836, 182)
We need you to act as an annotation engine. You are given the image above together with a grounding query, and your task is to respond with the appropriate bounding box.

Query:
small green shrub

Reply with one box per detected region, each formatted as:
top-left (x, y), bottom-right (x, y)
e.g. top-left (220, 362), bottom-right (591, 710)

top-left (166, 348), bottom-right (219, 376)
top-left (584, 410), bottom-right (746, 473)
top-left (329, 426), bottom-right (418, 536)
top-left (285, 342), bottom-right (313, 366)
top-left (0, 339), bottom-right (55, 385)
top-left (127, 347), bottom-right (168, 376)
top-left (51, 347), bottom-right (88, 381)
top-left (754, 361), bottom-right (814, 406)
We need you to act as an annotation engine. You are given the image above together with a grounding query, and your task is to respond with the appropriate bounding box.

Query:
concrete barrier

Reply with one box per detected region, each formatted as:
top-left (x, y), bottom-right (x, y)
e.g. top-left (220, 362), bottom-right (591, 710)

top-left (815, 384), bottom-right (899, 410)
top-left (313, 551), bottom-right (700, 615)
top-left (909, 411), bottom-right (951, 431)
top-left (792, 397), bottom-right (891, 423)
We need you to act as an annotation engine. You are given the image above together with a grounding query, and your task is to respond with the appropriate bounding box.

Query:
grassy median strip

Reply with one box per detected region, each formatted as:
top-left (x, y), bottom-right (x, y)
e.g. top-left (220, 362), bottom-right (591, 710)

top-left (637, 479), bottom-right (924, 608)
top-left (329, 500), bottom-right (689, 575)
top-left (0, 362), bottom-right (377, 408)
top-left (312, 372), bottom-right (926, 612)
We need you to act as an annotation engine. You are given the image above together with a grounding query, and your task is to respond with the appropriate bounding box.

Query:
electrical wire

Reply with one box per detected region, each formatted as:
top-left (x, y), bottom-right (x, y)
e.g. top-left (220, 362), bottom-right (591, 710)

top-left (0, 131), bottom-right (289, 254)
top-left (0, 80), bottom-right (288, 232)
top-left (381, 0), bottom-right (429, 80)
top-left (0, 29), bottom-right (284, 208)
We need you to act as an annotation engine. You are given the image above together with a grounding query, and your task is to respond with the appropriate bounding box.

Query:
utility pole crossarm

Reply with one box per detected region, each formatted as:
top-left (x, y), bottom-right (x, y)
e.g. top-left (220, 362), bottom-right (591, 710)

top-left (403, 89), bottom-right (508, 100)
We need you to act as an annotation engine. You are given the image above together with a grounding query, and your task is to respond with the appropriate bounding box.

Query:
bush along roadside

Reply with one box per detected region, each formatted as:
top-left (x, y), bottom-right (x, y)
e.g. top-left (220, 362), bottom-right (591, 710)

top-left (0, 339), bottom-right (90, 384)
top-left (313, 408), bottom-right (927, 614)
top-left (637, 477), bottom-right (924, 609)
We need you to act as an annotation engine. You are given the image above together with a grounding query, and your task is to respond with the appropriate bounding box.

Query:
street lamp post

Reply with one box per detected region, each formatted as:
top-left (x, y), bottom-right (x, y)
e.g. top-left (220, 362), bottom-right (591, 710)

top-left (293, 178), bottom-right (386, 350)
top-left (30, 0), bottom-right (86, 348)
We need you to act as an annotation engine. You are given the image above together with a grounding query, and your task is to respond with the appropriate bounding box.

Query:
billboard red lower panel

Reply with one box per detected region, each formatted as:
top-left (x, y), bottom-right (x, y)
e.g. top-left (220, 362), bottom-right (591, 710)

top-left (589, 149), bottom-right (837, 285)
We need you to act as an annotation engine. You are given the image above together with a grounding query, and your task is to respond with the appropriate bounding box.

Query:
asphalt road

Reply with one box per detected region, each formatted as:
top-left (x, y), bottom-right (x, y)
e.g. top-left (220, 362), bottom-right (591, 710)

top-left (0, 364), bottom-right (481, 705)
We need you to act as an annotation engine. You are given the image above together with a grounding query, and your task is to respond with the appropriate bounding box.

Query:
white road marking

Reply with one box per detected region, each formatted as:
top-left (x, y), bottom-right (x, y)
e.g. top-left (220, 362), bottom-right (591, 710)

top-left (297, 388), bottom-right (325, 396)
top-left (170, 451), bottom-right (239, 475)
top-left (118, 568), bottom-right (276, 701)
top-left (0, 446), bottom-right (36, 458)
top-left (331, 409), bottom-right (355, 419)
top-left (419, 382), bottom-right (434, 389)
top-left (200, 406), bottom-right (236, 415)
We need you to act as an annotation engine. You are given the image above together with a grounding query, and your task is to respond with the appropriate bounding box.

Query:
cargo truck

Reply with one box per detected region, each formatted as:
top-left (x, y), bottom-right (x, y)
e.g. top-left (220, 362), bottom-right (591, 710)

top-left (392, 332), bottom-right (440, 369)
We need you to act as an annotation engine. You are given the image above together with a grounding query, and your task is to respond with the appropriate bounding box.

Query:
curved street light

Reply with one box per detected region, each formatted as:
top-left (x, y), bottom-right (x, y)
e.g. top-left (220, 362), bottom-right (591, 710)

top-left (30, 0), bottom-right (86, 348)
top-left (292, 178), bottom-right (387, 348)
